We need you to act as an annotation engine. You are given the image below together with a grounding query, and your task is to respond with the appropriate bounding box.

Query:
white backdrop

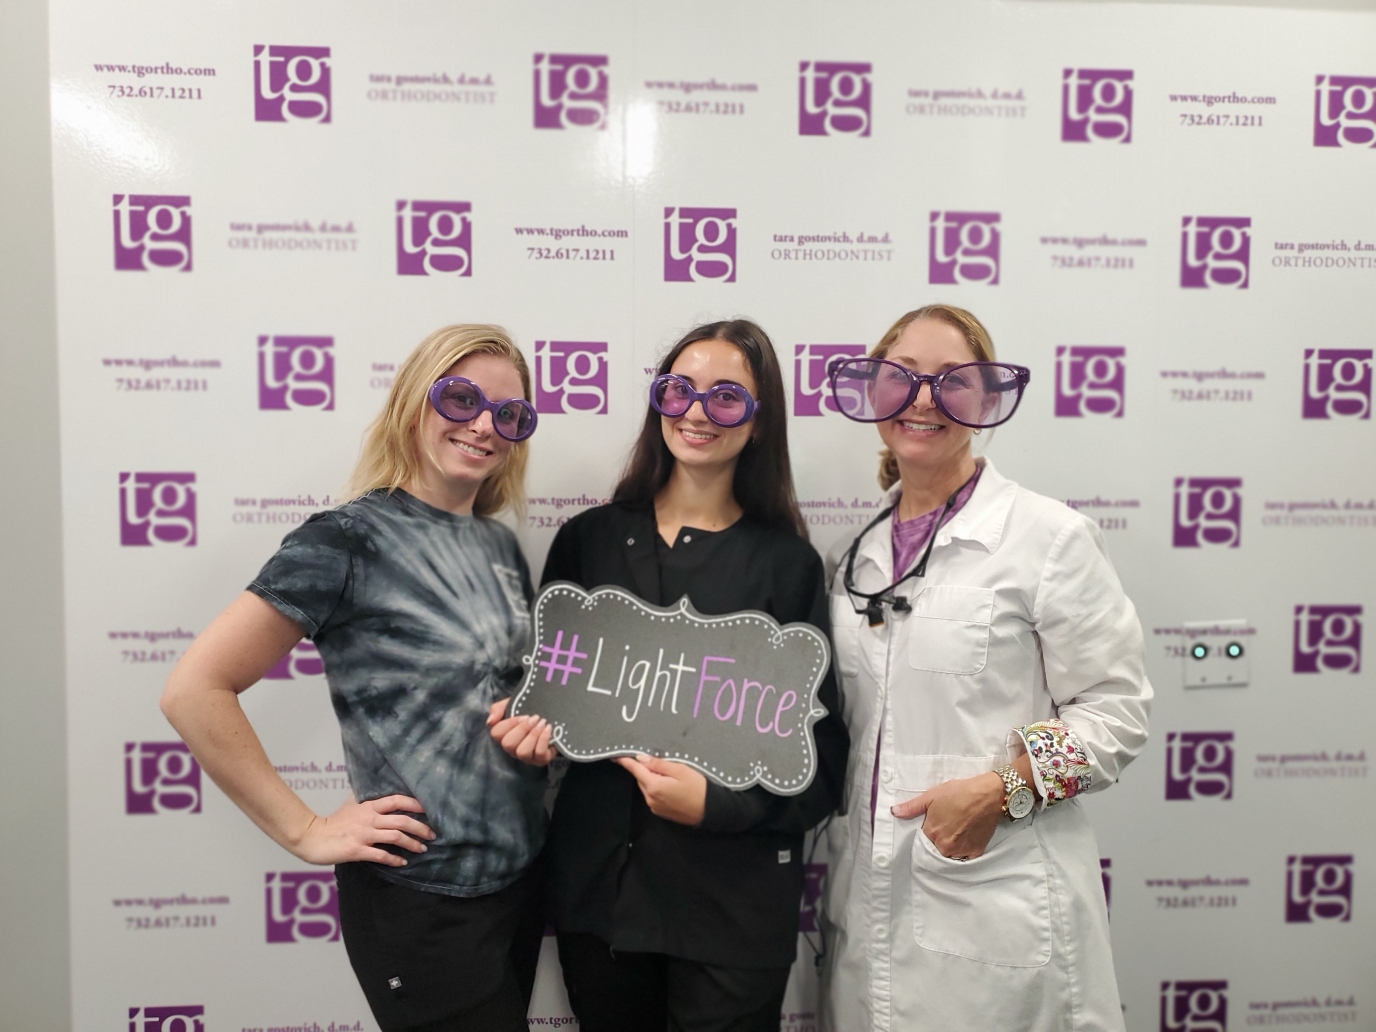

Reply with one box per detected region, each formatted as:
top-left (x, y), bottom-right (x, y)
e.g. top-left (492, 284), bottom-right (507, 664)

top-left (48, 2), bottom-right (1376, 1029)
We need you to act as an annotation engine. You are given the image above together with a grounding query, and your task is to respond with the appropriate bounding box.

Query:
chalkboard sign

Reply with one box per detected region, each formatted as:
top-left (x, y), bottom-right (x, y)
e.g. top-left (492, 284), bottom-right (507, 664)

top-left (508, 582), bottom-right (831, 795)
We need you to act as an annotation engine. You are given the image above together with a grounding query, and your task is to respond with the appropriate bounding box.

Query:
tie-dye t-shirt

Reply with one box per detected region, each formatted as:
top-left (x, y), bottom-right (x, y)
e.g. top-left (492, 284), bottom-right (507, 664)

top-left (248, 488), bottom-right (545, 897)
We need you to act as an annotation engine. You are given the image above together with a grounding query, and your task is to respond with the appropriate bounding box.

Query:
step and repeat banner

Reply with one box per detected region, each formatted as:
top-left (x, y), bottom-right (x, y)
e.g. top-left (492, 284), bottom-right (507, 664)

top-left (48, 1), bottom-right (1374, 1029)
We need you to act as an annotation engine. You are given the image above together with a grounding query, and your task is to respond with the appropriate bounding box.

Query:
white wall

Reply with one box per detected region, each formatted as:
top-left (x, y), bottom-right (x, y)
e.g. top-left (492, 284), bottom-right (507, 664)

top-left (0, 0), bottom-right (69, 1026)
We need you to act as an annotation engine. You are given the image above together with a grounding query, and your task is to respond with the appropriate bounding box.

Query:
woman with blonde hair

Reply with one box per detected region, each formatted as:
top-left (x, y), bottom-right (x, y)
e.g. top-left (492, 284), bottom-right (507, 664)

top-left (162, 325), bottom-right (547, 1032)
top-left (820, 304), bottom-right (1151, 1031)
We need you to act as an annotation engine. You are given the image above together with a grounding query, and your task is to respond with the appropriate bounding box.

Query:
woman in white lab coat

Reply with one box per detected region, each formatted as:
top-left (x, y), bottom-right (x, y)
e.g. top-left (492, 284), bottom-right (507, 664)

top-left (818, 304), bottom-right (1152, 1032)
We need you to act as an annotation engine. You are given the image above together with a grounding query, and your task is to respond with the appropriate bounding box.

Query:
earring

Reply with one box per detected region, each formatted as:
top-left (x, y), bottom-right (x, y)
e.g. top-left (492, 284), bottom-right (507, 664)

top-left (973, 428), bottom-right (983, 435)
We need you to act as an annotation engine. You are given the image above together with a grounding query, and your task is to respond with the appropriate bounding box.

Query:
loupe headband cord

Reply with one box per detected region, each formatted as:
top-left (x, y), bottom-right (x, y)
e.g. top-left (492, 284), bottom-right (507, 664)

top-left (843, 492), bottom-right (958, 625)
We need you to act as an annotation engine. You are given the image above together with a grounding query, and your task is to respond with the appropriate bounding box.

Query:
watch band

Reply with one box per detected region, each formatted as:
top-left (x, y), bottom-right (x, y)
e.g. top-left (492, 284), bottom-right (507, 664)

top-left (995, 764), bottom-right (1031, 818)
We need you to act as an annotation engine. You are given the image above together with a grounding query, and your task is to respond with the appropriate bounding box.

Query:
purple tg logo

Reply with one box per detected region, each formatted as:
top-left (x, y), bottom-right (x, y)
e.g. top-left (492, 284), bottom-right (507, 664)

top-left (1061, 69), bottom-right (1134, 143)
top-left (266, 871), bottom-right (341, 942)
top-left (1054, 346), bottom-right (1125, 417)
top-left (397, 200), bottom-right (472, 276)
top-left (1180, 217), bottom-right (1250, 289)
top-left (1166, 731), bottom-right (1234, 800)
top-left (929, 212), bottom-right (1000, 285)
top-left (1286, 855), bottom-right (1354, 922)
top-left (1302, 349), bottom-right (1372, 419)
top-left (1314, 75), bottom-right (1376, 148)
top-left (258, 336), bottom-right (334, 410)
top-left (1160, 981), bottom-right (1227, 1032)
top-left (125, 742), bottom-right (202, 814)
top-left (113, 195), bottom-right (191, 272)
top-left (664, 207), bottom-right (737, 282)
top-left (533, 53), bottom-right (609, 129)
top-left (1293, 605), bottom-right (1362, 673)
top-left (253, 45), bottom-right (331, 122)
top-left (535, 341), bottom-right (608, 414)
top-left (128, 1006), bottom-right (205, 1032)
top-left (799, 61), bottom-right (872, 136)
top-left (1172, 477), bottom-right (1242, 548)
top-left (794, 344), bottom-right (866, 416)
top-left (263, 641), bottom-right (324, 680)
top-left (120, 472), bottom-right (197, 547)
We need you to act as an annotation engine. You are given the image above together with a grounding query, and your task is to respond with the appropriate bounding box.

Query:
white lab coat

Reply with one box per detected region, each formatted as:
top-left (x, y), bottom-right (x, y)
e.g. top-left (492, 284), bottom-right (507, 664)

top-left (820, 459), bottom-right (1152, 1032)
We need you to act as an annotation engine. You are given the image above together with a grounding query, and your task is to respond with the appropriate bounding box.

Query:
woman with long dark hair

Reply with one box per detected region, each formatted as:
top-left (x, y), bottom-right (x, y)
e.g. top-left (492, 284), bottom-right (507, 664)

top-left (492, 319), bottom-right (849, 1032)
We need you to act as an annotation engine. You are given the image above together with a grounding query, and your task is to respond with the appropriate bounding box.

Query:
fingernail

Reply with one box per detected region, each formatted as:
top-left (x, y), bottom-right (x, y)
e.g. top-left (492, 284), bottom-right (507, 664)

top-left (889, 805), bottom-right (899, 815)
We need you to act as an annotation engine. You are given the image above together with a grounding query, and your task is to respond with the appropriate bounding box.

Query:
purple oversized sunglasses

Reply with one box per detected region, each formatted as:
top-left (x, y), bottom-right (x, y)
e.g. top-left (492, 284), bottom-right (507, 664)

top-left (428, 376), bottom-right (538, 442)
top-left (649, 373), bottom-right (759, 429)
top-left (827, 357), bottom-right (1030, 429)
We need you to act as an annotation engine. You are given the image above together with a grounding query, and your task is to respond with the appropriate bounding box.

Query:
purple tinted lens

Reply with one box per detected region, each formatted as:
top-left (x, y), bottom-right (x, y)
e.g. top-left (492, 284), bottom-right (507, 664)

top-left (704, 385), bottom-right (751, 427)
top-left (653, 377), bottom-right (694, 416)
top-left (830, 359), bottom-right (911, 421)
top-left (492, 400), bottom-right (536, 441)
top-left (936, 363), bottom-right (1024, 427)
top-left (435, 380), bottom-right (482, 420)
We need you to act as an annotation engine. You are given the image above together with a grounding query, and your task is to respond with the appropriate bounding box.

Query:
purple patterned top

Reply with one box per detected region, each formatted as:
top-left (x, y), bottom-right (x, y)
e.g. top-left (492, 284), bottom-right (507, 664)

top-left (890, 465), bottom-right (983, 576)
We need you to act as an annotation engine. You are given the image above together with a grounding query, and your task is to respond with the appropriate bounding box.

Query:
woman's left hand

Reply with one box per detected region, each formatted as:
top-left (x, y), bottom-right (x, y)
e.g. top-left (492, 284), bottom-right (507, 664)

top-left (891, 772), bottom-right (1005, 859)
top-left (487, 698), bottom-right (558, 766)
top-left (616, 754), bottom-right (707, 826)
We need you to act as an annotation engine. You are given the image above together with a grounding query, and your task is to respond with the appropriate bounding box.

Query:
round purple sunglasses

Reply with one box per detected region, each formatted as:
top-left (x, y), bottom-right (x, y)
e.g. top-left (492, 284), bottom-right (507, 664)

top-left (828, 357), bottom-right (1031, 429)
top-left (428, 376), bottom-right (538, 442)
top-left (650, 374), bottom-right (759, 429)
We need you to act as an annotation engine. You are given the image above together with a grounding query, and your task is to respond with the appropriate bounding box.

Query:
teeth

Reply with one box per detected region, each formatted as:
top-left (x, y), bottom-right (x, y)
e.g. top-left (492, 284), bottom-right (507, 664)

top-left (681, 430), bottom-right (716, 441)
top-left (450, 439), bottom-right (491, 457)
top-left (901, 421), bottom-right (943, 431)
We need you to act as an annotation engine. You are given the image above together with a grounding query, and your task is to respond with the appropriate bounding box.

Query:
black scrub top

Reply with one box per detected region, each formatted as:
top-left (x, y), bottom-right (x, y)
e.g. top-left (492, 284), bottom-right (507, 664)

top-left (540, 502), bottom-right (849, 969)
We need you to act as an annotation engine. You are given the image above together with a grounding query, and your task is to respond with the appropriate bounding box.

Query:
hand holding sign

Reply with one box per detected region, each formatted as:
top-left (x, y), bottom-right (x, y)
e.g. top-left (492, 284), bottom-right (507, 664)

top-left (615, 754), bottom-right (708, 824)
top-left (506, 583), bottom-right (831, 795)
top-left (486, 698), bottom-right (557, 765)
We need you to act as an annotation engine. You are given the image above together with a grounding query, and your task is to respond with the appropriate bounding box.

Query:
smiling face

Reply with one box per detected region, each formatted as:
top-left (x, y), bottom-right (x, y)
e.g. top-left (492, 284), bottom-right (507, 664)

top-left (875, 318), bottom-right (980, 475)
top-left (416, 352), bottom-right (523, 496)
top-left (660, 338), bottom-right (757, 474)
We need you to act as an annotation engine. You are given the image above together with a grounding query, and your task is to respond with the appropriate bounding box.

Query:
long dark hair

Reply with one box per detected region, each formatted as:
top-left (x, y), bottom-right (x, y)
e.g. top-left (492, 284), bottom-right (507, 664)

top-left (612, 319), bottom-right (807, 538)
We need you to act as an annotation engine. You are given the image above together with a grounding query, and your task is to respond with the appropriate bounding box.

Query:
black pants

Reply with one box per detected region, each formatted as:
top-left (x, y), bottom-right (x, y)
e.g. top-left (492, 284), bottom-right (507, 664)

top-left (556, 932), bottom-right (792, 1032)
top-left (335, 862), bottom-right (543, 1032)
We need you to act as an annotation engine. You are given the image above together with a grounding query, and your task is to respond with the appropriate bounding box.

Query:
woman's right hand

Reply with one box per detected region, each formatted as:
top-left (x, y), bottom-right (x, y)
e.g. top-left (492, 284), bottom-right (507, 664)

top-left (487, 697), bottom-right (557, 766)
top-left (294, 794), bottom-right (435, 868)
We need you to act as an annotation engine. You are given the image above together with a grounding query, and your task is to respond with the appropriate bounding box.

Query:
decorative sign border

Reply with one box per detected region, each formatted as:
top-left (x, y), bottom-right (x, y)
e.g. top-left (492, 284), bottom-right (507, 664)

top-left (509, 582), bottom-right (831, 795)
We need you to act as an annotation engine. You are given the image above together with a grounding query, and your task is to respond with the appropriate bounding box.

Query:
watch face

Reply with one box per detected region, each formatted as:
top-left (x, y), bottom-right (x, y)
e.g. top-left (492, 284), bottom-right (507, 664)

top-left (1008, 786), bottom-right (1035, 820)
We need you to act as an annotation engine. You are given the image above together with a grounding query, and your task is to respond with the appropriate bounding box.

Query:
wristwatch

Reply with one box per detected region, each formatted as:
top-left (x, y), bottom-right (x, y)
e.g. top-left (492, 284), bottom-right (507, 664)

top-left (995, 765), bottom-right (1035, 820)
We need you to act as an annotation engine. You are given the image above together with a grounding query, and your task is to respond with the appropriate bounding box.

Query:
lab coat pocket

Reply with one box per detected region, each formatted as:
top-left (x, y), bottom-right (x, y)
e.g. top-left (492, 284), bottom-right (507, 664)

top-left (910, 818), bottom-right (1052, 968)
top-left (906, 585), bottom-right (995, 675)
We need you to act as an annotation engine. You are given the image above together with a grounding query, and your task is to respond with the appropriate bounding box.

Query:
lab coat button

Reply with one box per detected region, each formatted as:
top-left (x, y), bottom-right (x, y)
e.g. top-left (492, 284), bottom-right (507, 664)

top-left (875, 854), bottom-right (890, 868)
top-left (880, 768), bottom-right (894, 783)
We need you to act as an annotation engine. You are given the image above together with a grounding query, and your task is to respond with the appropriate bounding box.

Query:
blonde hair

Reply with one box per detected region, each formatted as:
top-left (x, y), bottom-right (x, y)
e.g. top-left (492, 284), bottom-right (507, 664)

top-left (872, 305), bottom-right (996, 490)
top-left (346, 324), bottom-right (531, 517)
